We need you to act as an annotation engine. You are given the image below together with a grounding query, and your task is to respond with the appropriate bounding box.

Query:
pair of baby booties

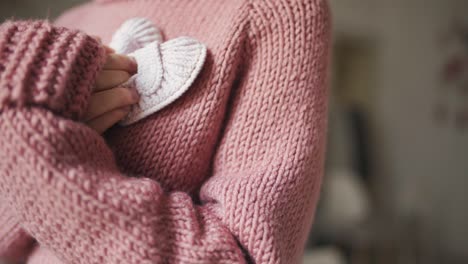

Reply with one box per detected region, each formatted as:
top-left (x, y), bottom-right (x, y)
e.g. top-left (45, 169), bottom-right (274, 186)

top-left (109, 18), bottom-right (207, 125)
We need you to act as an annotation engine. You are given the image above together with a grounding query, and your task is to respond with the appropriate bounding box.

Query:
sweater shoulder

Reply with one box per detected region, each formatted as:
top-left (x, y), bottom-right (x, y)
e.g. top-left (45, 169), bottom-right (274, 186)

top-left (244, 0), bottom-right (331, 58)
top-left (247, 0), bottom-right (330, 33)
top-left (248, 0), bottom-right (329, 11)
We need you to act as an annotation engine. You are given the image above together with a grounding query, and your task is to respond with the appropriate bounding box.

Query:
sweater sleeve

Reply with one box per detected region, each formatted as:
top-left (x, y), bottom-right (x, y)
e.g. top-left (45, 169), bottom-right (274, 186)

top-left (0, 20), bottom-right (106, 262)
top-left (0, 20), bottom-right (106, 120)
top-left (201, 1), bottom-right (331, 262)
top-left (0, 0), bottom-right (330, 263)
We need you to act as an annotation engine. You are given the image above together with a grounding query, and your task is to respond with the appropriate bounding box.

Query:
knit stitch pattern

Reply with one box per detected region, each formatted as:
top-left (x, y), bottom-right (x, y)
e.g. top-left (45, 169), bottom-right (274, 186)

top-left (0, 0), bottom-right (331, 263)
top-left (0, 20), bottom-right (106, 120)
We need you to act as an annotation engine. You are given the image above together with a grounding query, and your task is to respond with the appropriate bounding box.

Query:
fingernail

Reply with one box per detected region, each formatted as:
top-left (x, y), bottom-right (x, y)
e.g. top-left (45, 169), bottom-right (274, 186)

top-left (131, 88), bottom-right (140, 101)
top-left (105, 46), bottom-right (115, 54)
top-left (129, 57), bottom-right (138, 73)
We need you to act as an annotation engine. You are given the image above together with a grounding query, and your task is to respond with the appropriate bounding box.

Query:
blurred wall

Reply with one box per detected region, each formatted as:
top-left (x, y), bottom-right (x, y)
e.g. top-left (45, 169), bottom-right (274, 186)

top-left (330, 0), bottom-right (468, 259)
top-left (0, 0), bottom-right (85, 20)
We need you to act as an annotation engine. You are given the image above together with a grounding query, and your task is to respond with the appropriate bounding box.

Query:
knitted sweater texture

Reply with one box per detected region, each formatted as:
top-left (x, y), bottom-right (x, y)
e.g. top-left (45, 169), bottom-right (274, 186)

top-left (0, 0), bottom-right (331, 263)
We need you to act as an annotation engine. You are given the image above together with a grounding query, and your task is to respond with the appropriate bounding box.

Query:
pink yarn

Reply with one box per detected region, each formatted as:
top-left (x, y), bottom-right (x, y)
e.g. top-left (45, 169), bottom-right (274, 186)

top-left (0, 0), bottom-right (331, 263)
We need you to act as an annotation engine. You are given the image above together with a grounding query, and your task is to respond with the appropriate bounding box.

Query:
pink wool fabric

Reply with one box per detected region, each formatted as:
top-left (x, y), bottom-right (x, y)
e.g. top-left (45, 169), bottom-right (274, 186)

top-left (0, 0), bottom-right (331, 263)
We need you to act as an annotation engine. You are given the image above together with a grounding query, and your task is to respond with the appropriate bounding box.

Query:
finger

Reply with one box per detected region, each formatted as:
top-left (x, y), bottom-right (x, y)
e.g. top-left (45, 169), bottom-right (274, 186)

top-left (87, 106), bottom-right (131, 134)
top-left (103, 53), bottom-right (137, 73)
top-left (104, 45), bottom-right (115, 54)
top-left (94, 70), bottom-right (132, 91)
top-left (85, 87), bottom-right (139, 121)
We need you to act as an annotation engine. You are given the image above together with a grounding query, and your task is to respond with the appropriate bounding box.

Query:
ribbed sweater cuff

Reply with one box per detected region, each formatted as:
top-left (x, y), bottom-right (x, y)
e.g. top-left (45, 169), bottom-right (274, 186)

top-left (0, 20), bottom-right (107, 120)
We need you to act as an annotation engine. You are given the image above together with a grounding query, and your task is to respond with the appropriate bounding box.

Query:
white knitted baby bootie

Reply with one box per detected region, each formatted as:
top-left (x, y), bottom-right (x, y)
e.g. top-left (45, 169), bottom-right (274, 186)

top-left (111, 18), bottom-right (163, 54)
top-left (109, 18), bottom-right (207, 125)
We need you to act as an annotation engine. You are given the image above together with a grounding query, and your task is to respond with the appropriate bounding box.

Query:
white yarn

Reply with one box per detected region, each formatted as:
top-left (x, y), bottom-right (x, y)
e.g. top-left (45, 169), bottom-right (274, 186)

top-left (109, 17), bottom-right (207, 125)
top-left (111, 18), bottom-right (163, 54)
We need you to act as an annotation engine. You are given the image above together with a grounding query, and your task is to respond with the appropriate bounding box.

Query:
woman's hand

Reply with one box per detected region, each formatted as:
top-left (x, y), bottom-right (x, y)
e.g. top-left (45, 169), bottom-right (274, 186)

top-left (85, 46), bottom-right (139, 134)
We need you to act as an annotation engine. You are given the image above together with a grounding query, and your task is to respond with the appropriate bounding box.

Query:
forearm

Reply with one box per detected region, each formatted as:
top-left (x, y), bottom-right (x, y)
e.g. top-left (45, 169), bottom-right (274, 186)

top-left (0, 20), bottom-right (106, 120)
top-left (0, 19), bottom-right (106, 262)
top-left (0, 107), bottom-right (246, 264)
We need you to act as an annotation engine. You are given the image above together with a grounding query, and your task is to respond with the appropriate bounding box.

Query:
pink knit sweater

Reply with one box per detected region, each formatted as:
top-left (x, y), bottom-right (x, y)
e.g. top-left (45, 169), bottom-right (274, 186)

top-left (0, 0), bottom-right (331, 263)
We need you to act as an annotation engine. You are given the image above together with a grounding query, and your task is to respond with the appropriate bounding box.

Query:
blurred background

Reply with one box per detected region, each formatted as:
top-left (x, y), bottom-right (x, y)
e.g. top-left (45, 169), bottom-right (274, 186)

top-left (1, 0), bottom-right (467, 263)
